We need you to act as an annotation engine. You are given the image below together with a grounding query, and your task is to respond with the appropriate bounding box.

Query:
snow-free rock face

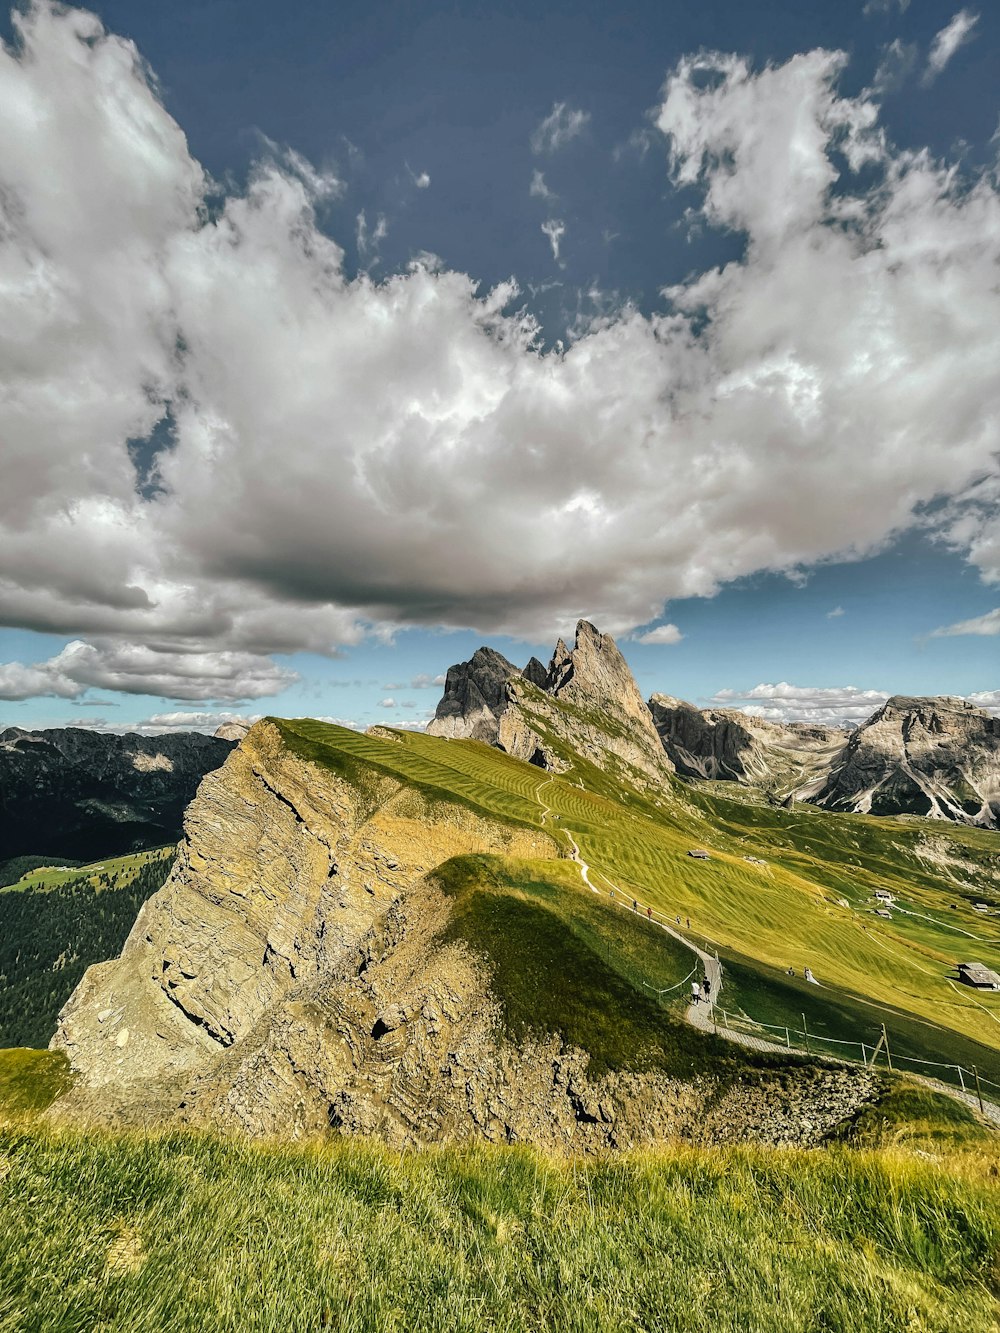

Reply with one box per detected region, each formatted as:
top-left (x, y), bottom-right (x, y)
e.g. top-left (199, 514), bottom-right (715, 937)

top-left (426, 647), bottom-right (522, 743)
top-left (50, 719), bottom-right (876, 1148)
top-left (649, 695), bottom-right (846, 796)
top-left (803, 696), bottom-right (1000, 827)
top-left (535, 622), bottom-right (676, 787)
top-left (429, 621), bottom-right (675, 788)
top-left (50, 719), bottom-right (558, 1131)
top-left (0, 726), bottom-right (235, 862)
top-left (213, 722), bottom-right (251, 742)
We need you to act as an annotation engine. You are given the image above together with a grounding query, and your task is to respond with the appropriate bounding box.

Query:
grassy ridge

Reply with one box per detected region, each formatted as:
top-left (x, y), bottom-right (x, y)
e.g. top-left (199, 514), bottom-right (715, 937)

top-left (268, 720), bottom-right (1000, 1073)
top-left (435, 854), bottom-right (793, 1081)
top-left (0, 1119), bottom-right (995, 1333)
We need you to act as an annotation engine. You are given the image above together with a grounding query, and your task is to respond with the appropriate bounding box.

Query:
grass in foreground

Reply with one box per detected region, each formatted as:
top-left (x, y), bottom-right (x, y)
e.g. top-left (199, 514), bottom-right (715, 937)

top-left (0, 1049), bottom-right (72, 1117)
top-left (0, 1122), bottom-right (996, 1333)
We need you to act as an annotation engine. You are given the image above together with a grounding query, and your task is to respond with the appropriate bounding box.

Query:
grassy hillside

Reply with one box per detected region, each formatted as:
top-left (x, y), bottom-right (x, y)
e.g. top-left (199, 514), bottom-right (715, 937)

top-left (275, 719), bottom-right (1000, 1093)
top-left (1, 1050), bottom-right (994, 1333)
top-left (0, 849), bottom-right (175, 1048)
top-left (0, 1073), bottom-right (995, 1333)
top-left (434, 853), bottom-right (798, 1083)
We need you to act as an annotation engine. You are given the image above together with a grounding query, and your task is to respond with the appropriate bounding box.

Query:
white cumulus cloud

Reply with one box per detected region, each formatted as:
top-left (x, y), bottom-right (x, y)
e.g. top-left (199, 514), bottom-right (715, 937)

top-left (931, 608), bottom-right (1000, 637)
top-left (0, 5), bottom-right (999, 706)
top-left (707, 683), bottom-right (890, 726)
top-left (633, 624), bottom-right (684, 645)
top-left (530, 102), bottom-right (590, 154)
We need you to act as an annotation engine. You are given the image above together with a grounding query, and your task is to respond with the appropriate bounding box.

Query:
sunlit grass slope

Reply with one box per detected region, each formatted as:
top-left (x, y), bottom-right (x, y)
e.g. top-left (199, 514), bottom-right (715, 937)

top-left (1, 1047), bottom-right (995, 1333)
top-left (0, 1115), bottom-right (996, 1333)
top-left (433, 853), bottom-right (796, 1083)
top-left (275, 720), bottom-right (1000, 1083)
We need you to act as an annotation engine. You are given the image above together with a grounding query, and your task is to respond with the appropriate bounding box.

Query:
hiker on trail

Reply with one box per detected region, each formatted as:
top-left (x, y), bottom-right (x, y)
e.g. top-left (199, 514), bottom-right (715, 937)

top-left (686, 917), bottom-right (691, 930)
top-left (702, 976), bottom-right (711, 1002)
top-left (632, 899), bottom-right (637, 912)
top-left (675, 915), bottom-right (681, 926)
top-left (690, 980), bottom-right (700, 1005)
top-left (647, 906), bottom-right (652, 920)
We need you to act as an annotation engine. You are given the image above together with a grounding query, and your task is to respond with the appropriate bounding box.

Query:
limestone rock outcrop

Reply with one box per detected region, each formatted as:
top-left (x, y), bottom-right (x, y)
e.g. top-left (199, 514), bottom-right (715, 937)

top-left (213, 722), bottom-right (251, 742)
top-left (0, 726), bottom-right (235, 862)
top-left (802, 695), bottom-right (1000, 827)
top-left (649, 695), bottom-right (846, 797)
top-left (426, 647), bottom-right (521, 743)
top-left (429, 621), bottom-right (675, 789)
top-left (49, 720), bottom-right (558, 1128)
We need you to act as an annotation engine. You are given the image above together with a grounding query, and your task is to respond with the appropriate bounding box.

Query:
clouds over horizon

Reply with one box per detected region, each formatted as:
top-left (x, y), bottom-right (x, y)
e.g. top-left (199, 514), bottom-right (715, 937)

top-left (706, 682), bottom-right (891, 726)
top-left (706, 680), bottom-right (1000, 725)
top-left (1, 4), bottom-right (999, 703)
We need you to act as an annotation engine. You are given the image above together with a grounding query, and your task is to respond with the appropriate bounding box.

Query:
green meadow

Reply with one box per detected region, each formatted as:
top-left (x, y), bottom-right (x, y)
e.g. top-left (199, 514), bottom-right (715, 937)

top-left (0, 1049), bottom-right (997, 1333)
top-left (0, 848), bottom-right (175, 1048)
top-left (276, 719), bottom-right (1000, 1092)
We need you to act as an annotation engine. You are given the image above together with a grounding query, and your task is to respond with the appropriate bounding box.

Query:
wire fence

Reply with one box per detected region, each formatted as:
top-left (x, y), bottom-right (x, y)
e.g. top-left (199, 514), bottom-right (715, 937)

top-left (712, 1005), bottom-right (1000, 1110)
top-left (584, 870), bottom-right (1000, 1114)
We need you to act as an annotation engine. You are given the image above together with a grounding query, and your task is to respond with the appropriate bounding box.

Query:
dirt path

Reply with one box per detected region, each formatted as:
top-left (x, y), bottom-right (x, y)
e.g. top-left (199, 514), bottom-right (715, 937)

top-left (531, 773), bottom-right (1000, 1126)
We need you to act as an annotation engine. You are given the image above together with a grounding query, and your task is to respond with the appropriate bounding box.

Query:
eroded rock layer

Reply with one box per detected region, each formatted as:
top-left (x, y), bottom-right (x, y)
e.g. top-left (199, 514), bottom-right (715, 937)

top-left (802, 696), bottom-right (1000, 827)
top-left (50, 719), bottom-right (876, 1149)
top-left (429, 621), bottom-right (676, 789)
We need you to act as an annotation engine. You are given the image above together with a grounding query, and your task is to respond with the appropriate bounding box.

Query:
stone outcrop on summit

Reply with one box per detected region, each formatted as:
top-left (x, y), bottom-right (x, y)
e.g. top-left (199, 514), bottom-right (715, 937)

top-left (429, 621), bottom-right (675, 789)
top-left (801, 695), bottom-right (1000, 827)
top-left (426, 646), bottom-right (522, 743)
top-left (50, 719), bottom-right (560, 1137)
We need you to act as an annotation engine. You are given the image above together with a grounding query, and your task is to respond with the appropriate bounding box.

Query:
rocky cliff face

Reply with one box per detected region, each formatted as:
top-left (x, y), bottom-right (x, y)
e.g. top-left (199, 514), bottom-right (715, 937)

top-left (0, 727), bottom-right (235, 862)
top-left (649, 696), bottom-right (846, 796)
top-left (50, 719), bottom-right (873, 1148)
top-left (429, 621), bottom-right (675, 790)
top-left (802, 696), bottom-right (1000, 827)
top-left (426, 647), bottom-right (522, 742)
top-left (50, 720), bottom-right (557, 1133)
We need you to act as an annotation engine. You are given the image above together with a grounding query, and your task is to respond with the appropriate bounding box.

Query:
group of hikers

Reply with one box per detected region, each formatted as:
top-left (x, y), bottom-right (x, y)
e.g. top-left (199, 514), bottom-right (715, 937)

top-left (690, 974), bottom-right (712, 1005)
top-left (607, 888), bottom-right (708, 1001)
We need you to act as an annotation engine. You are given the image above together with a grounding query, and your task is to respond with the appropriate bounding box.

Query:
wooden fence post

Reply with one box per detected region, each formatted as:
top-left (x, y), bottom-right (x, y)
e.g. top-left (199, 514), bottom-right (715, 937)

top-left (973, 1066), bottom-right (985, 1116)
top-left (881, 1023), bottom-right (892, 1072)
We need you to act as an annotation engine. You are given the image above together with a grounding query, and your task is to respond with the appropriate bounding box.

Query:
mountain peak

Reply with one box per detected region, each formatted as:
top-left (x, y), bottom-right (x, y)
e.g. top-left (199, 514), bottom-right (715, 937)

top-left (430, 622), bottom-right (675, 787)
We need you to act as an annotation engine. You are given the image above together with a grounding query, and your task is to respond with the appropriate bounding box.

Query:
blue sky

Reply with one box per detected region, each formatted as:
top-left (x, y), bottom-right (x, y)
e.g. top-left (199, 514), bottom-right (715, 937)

top-left (0, 0), bottom-right (998, 732)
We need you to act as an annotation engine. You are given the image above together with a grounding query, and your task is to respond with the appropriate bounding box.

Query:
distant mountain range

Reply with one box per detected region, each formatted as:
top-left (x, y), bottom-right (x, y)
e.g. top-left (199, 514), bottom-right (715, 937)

top-left (429, 627), bottom-right (1000, 830)
top-left (0, 726), bottom-right (237, 862)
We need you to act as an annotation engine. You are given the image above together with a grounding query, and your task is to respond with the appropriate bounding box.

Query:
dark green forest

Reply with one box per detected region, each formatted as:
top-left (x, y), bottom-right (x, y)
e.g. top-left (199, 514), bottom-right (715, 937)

top-left (0, 855), bottom-right (174, 1048)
